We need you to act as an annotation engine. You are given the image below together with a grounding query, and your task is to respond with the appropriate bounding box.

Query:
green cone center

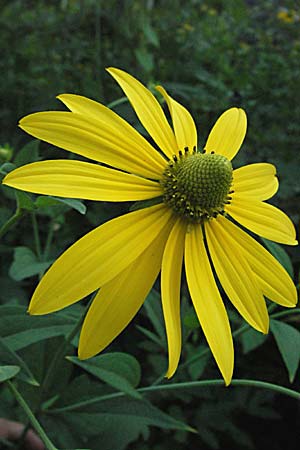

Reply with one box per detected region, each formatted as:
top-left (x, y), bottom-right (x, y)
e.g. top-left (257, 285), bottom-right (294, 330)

top-left (161, 152), bottom-right (233, 223)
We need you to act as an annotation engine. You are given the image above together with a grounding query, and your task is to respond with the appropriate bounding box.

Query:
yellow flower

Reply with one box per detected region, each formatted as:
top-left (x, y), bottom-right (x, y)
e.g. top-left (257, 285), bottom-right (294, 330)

top-left (277, 9), bottom-right (295, 23)
top-left (3, 68), bottom-right (297, 385)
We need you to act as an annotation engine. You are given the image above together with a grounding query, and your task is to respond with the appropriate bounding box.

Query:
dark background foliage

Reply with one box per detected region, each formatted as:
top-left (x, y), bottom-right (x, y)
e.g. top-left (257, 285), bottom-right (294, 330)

top-left (1, 1), bottom-right (299, 449)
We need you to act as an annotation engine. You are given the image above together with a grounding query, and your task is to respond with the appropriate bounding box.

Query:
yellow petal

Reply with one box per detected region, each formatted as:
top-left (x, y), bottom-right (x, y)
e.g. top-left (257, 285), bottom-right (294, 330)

top-left (185, 224), bottom-right (234, 385)
top-left (58, 93), bottom-right (166, 175)
top-left (227, 197), bottom-right (297, 245)
top-left (214, 216), bottom-right (297, 307)
top-left (28, 204), bottom-right (173, 315)
top-left (233, 163), bottom-right (278, 200)
top-left (205, 219), bottom-right (269, 333)
top-left (3, 160), bottom-right (162, 202)
top-left (156, 86), bottom-right (197, 153)
top-left (107, 68), bottom-right (177, 159)
top-left (161, 218), bottom-right (187, 378)
top-left (79, 220), bottom-right (172, 359)
top-left (204, 108), bottom-right (247, 161)
top-left (19, 111), bottom-right (164, 180)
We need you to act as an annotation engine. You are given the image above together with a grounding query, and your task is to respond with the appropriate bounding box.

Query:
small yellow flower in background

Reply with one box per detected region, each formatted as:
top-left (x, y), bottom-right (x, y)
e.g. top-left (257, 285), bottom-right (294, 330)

top-left (277, 8), bottom-right (299, 23)
top-left (3, 68), bottom-right (298, 385)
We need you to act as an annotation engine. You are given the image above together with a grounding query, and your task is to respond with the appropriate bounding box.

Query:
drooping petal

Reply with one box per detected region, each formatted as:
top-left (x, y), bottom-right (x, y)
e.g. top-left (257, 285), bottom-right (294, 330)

top-left (3, 160), bottom-right (162, 202)
top-left (156, 86), bottom-right (197, 153)
top-left (205, 219), bottom-right (269, 333)
top-left (214, 216), bottom-right (297, 307)
top-left (19, 111), bottom-right (165, 179)
top-left (233, 163), bottom-right (278, 200)
top-left (161, 218), bottom-right (187, 378)
top-left (28, 204), bottom-right (173, 315)
top-left (226, 196), bottom-right (297, 245)
top-left (204, 108), bottom-right (247, 161)
top-left (185, 224), bottom-right (234, 385)
top-left (107, 68), bottom-right (177, 159)
top-left (58, 93), bottom-right (167, 174)
top-left (78, 219), bottom-right (173, 359)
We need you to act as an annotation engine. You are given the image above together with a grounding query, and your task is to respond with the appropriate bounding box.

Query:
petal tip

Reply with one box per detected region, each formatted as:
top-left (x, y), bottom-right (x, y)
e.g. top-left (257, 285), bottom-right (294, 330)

top-left (165, 367), bottom-right (175, 379)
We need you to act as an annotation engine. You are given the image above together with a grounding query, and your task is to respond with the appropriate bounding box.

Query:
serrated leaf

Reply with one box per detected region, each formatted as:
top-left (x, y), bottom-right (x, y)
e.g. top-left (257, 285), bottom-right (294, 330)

top-left (35, 195), bottom-right (86, 214)
top-left (9, 246), bottom-right (52, 281)
top-left (261, 238), bottom-right (294, 277)
top-left (14, 140), bottom-right (40, 166)
top-left (270, 319), bottom-right (300, 382)
top-left (0, 365), bottom-right (20, 382)
top-left (67, 353), bottom-right (141, 399)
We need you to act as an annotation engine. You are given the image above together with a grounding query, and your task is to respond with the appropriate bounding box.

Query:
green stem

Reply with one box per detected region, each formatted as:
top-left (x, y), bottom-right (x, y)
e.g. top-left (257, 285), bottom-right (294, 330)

top-left (43, 220), bottom-right (54, 261)
top-left (31, 212), bottom-right (42, 259)
top-left (271, 308), bottom-right (300, 320)
top-left (49, 377), bottom-right (300, 414)
top-left (0, 210), bottom-right (23, 239)
top-left (7, 380), bottom-right (58, 450)
top-left (106, 96), bottom-right (128, 109)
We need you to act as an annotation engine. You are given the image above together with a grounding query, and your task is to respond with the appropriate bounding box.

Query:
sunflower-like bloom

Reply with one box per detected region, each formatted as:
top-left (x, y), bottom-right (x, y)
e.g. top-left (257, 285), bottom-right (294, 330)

top-left (3, 68), bottom-right (297, 385)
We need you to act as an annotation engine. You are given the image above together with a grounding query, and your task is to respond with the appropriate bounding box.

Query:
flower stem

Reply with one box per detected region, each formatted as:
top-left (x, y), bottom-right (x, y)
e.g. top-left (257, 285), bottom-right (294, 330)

top-left (7, 380), bottom-right (58, 450)
top-left (31, 212), bottom-right (42, 260)
top-left (43, 220), bottom-right (54, 261)
top-left (271, 308), bottom-right (300, 320)
top-left (0, 210), bottom-right (23, 239)
top-left (49, 378), bottom-right (300, 414)
top-left (106, 96), bottom-right (128, 109)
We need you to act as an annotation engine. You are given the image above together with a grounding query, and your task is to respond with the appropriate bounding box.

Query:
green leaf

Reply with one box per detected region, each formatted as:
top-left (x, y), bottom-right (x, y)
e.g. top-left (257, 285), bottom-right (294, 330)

top-left (61, 397), bottom-right (193, 449)
top-left (143, 22), bottom-right (159, 47)
top-left (67, 353), bottom-right (142, 399)
top-left (9, 246), bottom-right (52, 281)
top-left (261, 238), bottom-right (294, 277)
top-left (135, 48), bottom-right (154, 73)
top-left (240, 327), bottom-right (267, 354)
top-left (0, 338), bottom-right (39, 386)
top-left (183, 310), bottom-right (200, 329)
top-left (142, 289), bottom-right (166, 345)
top-left (35, 195), bottom-right (86, 214)
top-left (0, 365), bottom-right (20, 382)
top-left (14, 140), bottom-right (40, 166)
top-left (0, 162), bottom-right (16, 175)
top-left (16, 191), bottom-right (36, 211)
top-left (130, 196), bottom-right (163, 212)
top-left (270, 319), bottom-right (300, 382)
top-left (0, 305), bottom-right (75, 352)
top-left (4, 325), bottom-right (72, 351)
top-left (136, 325), bottom-right (164, 347)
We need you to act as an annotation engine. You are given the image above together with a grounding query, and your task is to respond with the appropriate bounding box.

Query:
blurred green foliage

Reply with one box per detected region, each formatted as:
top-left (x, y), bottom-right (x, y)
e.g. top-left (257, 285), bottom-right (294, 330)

top-left (1, 0), bottom-right (300, 449)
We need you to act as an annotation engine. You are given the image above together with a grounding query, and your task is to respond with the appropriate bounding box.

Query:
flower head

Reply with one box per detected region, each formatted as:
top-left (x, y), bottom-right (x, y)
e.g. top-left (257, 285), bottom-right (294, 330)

top-left (3, 68), bottom-right (297, 385)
